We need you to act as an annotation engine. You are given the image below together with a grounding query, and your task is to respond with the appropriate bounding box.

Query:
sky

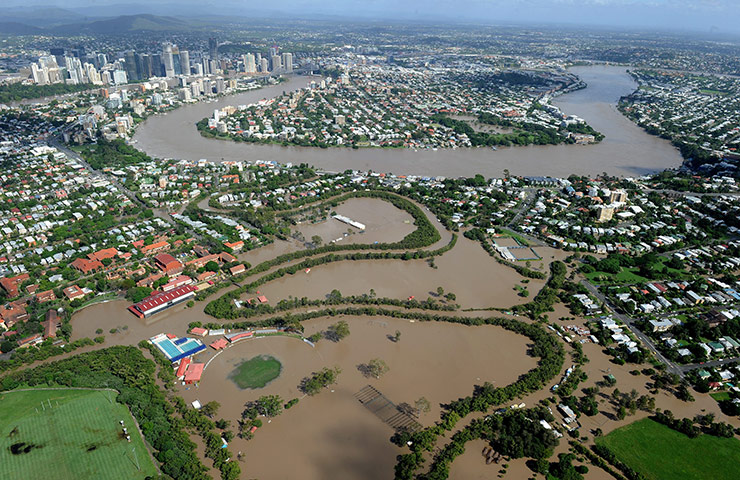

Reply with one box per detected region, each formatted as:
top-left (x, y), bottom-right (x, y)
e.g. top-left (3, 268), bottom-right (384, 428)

top-left (4, 0), bottom-right (740, 33)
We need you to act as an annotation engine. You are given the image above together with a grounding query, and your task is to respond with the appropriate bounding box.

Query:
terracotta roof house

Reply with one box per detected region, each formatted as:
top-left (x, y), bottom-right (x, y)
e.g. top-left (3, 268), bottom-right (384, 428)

top-left (42, 309), bottom-right (59, 339)
top-left (88, 247), bottom-right (118, 262)
top-left (154, 253), bottom-right (183, 275)
top-left (229, 264), bottom-right (246, 275)
top-left (70, 257), bottom-right (104, 274)
top-left (0, 273), bottom-right (30, 298)
top-left (63, 285), bottom-right (85, 301)
top-left (0, 302), bottom-right (29, 328)
top-left (141, 240), bottom-right (170, 255)
top-left (219, 252), bottom-right (236, 263)
top-left (36, 289), bottom-right (56, 303)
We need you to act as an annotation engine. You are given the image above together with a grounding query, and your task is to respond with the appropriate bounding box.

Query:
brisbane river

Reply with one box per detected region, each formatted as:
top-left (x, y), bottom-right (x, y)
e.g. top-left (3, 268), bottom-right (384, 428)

top-left (133, 65), bottom-right (682, 178)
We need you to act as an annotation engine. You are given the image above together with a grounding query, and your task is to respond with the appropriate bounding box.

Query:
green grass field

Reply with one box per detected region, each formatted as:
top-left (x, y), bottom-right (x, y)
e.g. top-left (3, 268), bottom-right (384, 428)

top-left (596, 418), bottom-right (740, 480)
top-left (0, 388), bottom-right (157, 480)
top-left (229, 355), bottom-right (282, 389)
top-left (585, 268), bottom-right (649, 285)
top-left (710, 391), bottom-right (731, 402)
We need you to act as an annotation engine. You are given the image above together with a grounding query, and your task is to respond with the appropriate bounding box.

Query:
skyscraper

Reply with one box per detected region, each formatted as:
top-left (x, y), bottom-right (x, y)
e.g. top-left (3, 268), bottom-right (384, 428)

top-left (179, 50), bottom-right (190, 76)
top-left (124, 51), bottom-right (140, 82)
top-left (260, 58), bottom-right (269, 73)
top-left (162, 43), bottom-right (175, 78)
top-left (151, 54), bottom-right (164, 77)
top-left (282, 52), bottom-right (293, 73)
top-left (270, 54), bottom-right (281, 72)
top-left (208, 37), bottom-right (218, 60)
top-left (242, 53), bottom-right (256, 74)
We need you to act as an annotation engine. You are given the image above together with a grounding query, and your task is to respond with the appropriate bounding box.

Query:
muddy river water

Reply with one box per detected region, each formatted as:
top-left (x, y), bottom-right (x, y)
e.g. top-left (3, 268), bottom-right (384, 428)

top-left (66, 65), bottom-right (707, 479)
top-left (133, 65), bottom-right (682, 178)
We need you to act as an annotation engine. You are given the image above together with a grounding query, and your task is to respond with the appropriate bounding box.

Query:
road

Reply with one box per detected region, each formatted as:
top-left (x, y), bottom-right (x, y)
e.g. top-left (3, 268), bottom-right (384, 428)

top-left (49, 137), bottom-right (203, 241)
top-left (580, 279), bottom-right (685, 378)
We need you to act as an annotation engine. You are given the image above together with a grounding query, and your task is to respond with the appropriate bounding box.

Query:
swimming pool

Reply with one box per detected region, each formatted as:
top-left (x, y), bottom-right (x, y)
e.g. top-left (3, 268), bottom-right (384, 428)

top-left (156, 338), bottom-right (181, 359)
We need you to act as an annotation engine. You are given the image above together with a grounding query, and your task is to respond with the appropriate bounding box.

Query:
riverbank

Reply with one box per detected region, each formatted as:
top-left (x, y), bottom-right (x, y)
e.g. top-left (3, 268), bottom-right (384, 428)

top-left (133, 66), bottom-right (682, 177)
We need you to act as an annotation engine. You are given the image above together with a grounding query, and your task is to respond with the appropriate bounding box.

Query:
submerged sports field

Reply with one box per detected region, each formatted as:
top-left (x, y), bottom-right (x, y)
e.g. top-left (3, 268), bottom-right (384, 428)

top-left (0, 388), bottom-right (157, 480)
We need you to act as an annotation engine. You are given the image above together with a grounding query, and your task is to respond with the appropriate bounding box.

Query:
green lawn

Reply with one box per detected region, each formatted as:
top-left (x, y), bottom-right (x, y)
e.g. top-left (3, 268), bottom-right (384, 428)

top-left (596, 418), bottom-right (740, 480)
top-left (229, 355), bottom-right (282, 389)
top-left (710, 391), bottom-right (731, 402)
top-left (0, 388), bottom-right (157, 480)
top-left (585, 268), bottom-right (649, 285)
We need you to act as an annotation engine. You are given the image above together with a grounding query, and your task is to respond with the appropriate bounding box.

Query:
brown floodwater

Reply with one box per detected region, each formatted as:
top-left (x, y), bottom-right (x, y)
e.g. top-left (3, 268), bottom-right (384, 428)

top-left (249, 235), bottom-right (546, 309)
top-left (293, 197), bottom-right (416, 246)
top-left (132, 66), bottom-right (682, 178)
top-left (176, 314), bottom-right (536, 480)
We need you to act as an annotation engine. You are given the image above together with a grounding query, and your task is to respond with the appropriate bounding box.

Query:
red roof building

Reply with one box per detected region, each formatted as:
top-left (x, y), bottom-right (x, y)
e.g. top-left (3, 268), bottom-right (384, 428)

top-left (210, 338), bottom-right (228, 350)
top-left (220, 252), bottom-right (236, 263)
top-left (186, 253), bottom-right (219, 269)
top-left (88, 247), bottom-right (118, 262)
top-left (127, 284), bottom-right (197, 318)
top-left (176, 357), bottom-right (192, 379)
top-left (141, 240), bottom-right (170, 255)
top-left (229, 264), bottom-right (246, 276)
top-left (70, 257), bottom-right (104, 274)
top-left (154, 253), bottom-right (183, 275)
top-left (197, 271), bottom-right (216, 283)
top-left (257, 295), bottom-right (268, 304)
top-left (161, 275), bottom-right (193, 292)
top-left (223, 241), bottom-right (244, 252)
top-left (0, 302), bottom-right (29, 328)
top-left (36, 289), bottom-right (56, 303)
top-left (17, 333), bottom-right (43, 348)
top-left (183, 363), bottom-right (204, 384)
top-left (42, 309), bottom-right (59, 339)
top-left (190, 327), bottom-right (208, 337)
top-left (63, 285), bottom-right (85, 301)
top-left (0, 273), bottom-right (30, 298)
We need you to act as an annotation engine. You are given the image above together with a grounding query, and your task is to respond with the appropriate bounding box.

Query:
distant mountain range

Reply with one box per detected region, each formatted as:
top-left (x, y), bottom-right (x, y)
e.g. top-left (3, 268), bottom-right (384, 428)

top-left (0, 11), bottom-right (201, 35)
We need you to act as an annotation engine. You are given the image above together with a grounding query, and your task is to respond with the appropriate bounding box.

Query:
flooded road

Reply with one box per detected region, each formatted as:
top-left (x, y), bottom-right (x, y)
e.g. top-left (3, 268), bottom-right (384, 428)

top-left (133, 66), bottom-right (682, 177)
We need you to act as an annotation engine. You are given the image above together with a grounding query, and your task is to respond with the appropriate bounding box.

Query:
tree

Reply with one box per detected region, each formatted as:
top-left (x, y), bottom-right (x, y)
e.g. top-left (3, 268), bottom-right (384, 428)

top-left (205, 260), bottom-right (220, 272)
top-left (0, 341), bottom-right (13, 353)
top-left (415, 397), bottom-right (431, 417)
top-left (201, 401), bottom-right (221, 418)
top-left (436, 286), bottom-right (444, 297)
top-left (394, 330), bottom-right (402, 342)
top-left (126, 286), bottom-right (152, 303)
top-left (301, 367), bottom-right (341, 395)
top-left (254, 395), bottom-right (283, 418)
top-left (311, 235), bottom-right (322, 246)
top-left (326, 320), bottom-right (350, 341)
top-left (365, 358), bottom-right (389, 378)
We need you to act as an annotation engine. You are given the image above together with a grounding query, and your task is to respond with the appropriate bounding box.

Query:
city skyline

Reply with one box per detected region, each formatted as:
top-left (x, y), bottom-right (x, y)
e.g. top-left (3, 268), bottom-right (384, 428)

top-left (1, 0), bottom-right (739, 33)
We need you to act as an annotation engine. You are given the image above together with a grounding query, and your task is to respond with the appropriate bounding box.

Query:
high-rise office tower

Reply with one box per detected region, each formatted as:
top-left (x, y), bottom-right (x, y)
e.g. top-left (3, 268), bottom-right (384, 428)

top-left (243, 53), bottom-right (256, 73)
top-left (136, 54), bottom-right (150, 80)
top-left (260, 58), bottom-right (269, 73)
top-left (96, 53), bottom-right (108, 69)
top-left (269, 45), bottom-right (279, 57)
top-left (151, 54), bottom-right (164, 77)
top-left (163, 43), bottom-right (175, 78)
top-left (179, 50), bottom-right (190, 76)
top-left (255, 53), bottom-right (262, 67)
top-left (270, 54), bottom-right (281, 72)
top-left (282, 52), bottom-right (293, 72)
top-left (215, 77), bottom-right (225, 94)
top-left (124, 51), bottom-right (139, 82)
top-left (208, 37), bottom-right (218, 60)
